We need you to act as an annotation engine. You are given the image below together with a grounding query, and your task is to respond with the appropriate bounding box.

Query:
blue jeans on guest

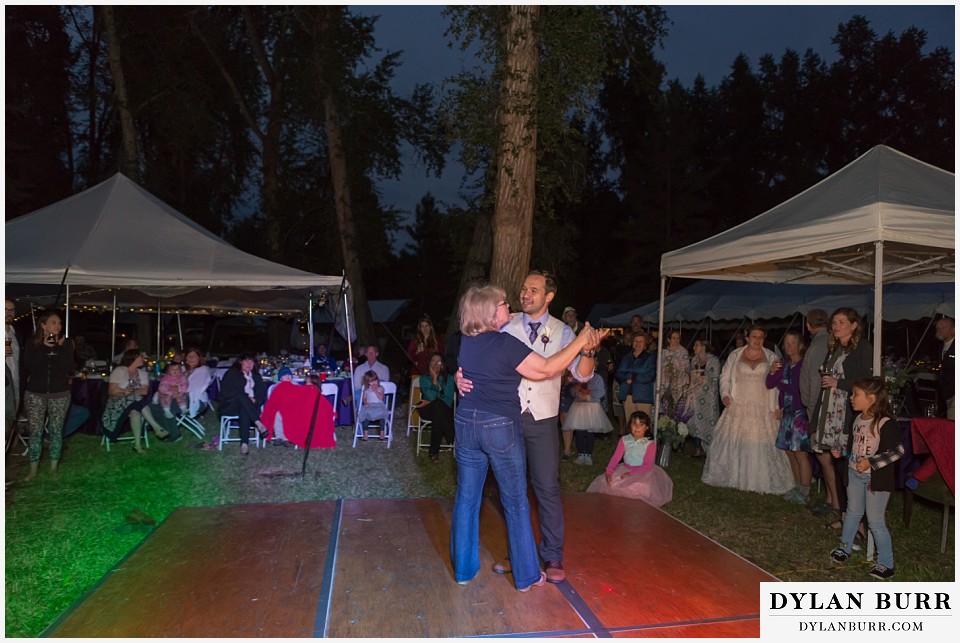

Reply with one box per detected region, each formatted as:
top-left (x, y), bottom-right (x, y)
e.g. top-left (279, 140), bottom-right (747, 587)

top-left (839, 467), bottom-right (894, 568)
top-left (450, 408), bottom-right (541, 590)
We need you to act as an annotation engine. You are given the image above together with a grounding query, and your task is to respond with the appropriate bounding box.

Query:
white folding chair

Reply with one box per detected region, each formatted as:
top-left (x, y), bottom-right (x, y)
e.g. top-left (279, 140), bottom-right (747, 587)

top-left (218, 414), bottom-right (261, 450)
top-left (353, 381), bottom-right (397, 448)
top-left (6, 419), bottom-right (29, 456)
top-left (175, 400), bottom-right (213, 440)
top-left (102, 416), bottom-right (150, 452)
top-left (415, 393), bottom-right (456, 455)
top-left (321, 382), bottom-right (339, 414)
top-left (407, 378), bottom-right (423, 436)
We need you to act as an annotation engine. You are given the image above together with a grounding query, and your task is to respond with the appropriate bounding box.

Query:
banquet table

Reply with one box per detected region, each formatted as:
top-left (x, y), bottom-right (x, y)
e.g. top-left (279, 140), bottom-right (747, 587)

top-left (71, 376), bottom-right (104, 435)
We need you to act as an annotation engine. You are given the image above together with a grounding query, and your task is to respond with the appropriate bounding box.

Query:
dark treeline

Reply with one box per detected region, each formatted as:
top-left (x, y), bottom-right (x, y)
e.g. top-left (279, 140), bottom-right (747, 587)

top-left (6, 7), bottom-right (954, 338)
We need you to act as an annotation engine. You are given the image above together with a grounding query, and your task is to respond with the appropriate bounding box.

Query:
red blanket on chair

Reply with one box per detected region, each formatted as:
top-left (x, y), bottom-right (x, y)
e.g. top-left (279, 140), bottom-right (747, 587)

top-left (911, 418), bottom-right (955, 496)
top-left (261, 382), bottom-right (336, 449)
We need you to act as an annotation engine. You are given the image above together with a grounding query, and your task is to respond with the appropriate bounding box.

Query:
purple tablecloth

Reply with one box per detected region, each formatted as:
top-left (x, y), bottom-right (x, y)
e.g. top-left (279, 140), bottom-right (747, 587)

top-left (71, 377), bottom-right (104, 435)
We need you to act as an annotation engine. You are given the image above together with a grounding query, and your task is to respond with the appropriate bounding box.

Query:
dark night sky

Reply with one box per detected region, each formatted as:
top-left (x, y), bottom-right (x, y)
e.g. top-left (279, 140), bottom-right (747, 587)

top-left (348, 3), bottom-right (955, 251)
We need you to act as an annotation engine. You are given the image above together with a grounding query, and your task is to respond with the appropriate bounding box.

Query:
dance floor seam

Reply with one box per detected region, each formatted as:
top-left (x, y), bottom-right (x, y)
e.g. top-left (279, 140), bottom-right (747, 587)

top-left (44, 495), bottom-right (773, 638)
top-left (313, 498), bottom-right (344, 638)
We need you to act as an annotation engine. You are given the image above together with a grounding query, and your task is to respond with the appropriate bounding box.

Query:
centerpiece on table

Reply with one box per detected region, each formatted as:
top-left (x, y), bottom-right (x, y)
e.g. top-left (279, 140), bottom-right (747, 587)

top-left (882, 356), bottom-right (915, 416)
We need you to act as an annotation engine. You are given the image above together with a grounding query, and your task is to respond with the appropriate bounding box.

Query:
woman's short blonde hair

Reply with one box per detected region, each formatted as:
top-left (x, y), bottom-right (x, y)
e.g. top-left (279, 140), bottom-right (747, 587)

top-left (459, 285), bottom-right (505, 337)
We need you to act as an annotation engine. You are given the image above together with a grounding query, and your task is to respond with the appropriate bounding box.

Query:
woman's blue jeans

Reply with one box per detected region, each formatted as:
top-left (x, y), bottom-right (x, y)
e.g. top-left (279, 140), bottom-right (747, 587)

top-left (450, 408), bottom-right (541, 589)
top-left (840, 467), bottom-right (894, 568)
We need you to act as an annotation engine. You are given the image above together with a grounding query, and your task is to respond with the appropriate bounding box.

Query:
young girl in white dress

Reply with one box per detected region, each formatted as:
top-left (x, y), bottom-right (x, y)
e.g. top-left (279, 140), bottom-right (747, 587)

top-left (586, 411), bottom-right (673, 506)
top-left (357, 370), bottom-right (389, 441)
top-left (562, 371), bottom-right (614, 465)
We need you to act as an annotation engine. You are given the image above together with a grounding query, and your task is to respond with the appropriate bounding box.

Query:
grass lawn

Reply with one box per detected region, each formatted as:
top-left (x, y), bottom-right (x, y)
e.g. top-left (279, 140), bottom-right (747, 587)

top-left (4, 411), bottom-right (954, 637)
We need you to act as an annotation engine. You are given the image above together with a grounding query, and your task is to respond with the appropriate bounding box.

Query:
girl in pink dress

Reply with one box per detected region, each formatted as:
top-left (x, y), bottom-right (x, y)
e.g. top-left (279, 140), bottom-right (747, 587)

top-left (586, 411), bottom-right (673, 506)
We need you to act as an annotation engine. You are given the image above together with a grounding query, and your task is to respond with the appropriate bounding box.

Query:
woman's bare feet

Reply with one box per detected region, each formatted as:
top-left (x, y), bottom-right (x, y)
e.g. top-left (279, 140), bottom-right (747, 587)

top-left (50, 461), bottom-right (59, 478)
top-left (24, 462), bottom-right (39, 482)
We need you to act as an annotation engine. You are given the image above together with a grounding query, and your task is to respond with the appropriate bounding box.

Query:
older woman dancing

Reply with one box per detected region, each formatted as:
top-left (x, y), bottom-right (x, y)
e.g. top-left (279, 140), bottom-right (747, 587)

top-left (451, 285), bottom-right (602, 591)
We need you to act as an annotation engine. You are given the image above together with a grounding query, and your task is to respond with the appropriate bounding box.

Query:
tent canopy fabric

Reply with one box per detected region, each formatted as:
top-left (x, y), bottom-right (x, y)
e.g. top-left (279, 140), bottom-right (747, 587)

top-left (600, 280), bottom-right (955, 326)
top-left (660, 145), bottom-right (954, 284)
top-left (5, 173), bottom-right (345, 295)
top-left (653, 144), bottom-right (955, 388)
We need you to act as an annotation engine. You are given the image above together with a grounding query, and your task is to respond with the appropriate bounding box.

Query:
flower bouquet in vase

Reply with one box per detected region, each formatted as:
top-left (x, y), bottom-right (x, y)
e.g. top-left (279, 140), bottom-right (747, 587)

top-left (655, 416), bottom-right (688, 468)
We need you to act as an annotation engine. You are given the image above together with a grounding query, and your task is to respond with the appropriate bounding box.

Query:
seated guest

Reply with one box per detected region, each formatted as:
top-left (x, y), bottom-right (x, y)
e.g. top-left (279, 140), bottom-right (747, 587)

top-left (260, 372), bottom-right (337, 449)
top-left (413, 352), bottom-right (455, 463)
top-left (219, 352), bottom-right (268, 455)
top-left (73, 334), bottom-right (97, 369)
top-left (142, 361), bottom-right (189, 442)
top-left (102, 349), bottom-right (157, 453)
top-left (312, 343), bottom-right (338, 372)
top-left (183, 347), bottom-right (213, 417)
top-left (357, 370), bottom-right (389, 441)
top-left (111, 338), bottom-right (139, 365)
top-left (157, 361), bottom-right (189, 418)
top-left (264, 367), bottom-right (295, 443)
top-left (586, 411), bottom-right (673, 506)
top-left (352, 344), bottom-right (389, 398)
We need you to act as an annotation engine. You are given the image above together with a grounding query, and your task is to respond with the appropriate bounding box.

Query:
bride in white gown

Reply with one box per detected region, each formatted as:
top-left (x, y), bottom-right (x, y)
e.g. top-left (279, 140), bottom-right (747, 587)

top-left (702, 325), bottom-right (794, 494)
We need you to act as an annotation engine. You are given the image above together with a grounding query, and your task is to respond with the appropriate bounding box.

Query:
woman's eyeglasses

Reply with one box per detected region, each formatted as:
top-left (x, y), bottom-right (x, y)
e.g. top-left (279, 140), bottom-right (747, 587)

top-left (498, 301), bottom-right (511, 311)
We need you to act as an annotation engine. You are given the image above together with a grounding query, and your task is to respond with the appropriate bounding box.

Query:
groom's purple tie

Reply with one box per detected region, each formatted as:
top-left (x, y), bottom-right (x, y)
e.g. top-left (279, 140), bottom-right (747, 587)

top-left (528, 321), bottom-right (541, 344)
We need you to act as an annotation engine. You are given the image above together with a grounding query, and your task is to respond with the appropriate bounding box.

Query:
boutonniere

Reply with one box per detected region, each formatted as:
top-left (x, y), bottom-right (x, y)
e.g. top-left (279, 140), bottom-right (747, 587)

top-left (541, 326), bottom-right (552, 351)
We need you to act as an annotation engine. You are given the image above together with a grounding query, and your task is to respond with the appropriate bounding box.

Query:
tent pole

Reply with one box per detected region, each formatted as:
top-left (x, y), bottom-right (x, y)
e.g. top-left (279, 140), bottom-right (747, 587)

top-left (65, 285), bottom-right (70, 337)
top-left (873, 241), bottom-right (883, 374)
top-left (654, 276), bottom-right (666, 438)
top-left (308, 292), bottom-right (314, 365)
top-left (110, 291), bottom-right (117, 362)
top-left (344, 287), bottom-right (358, 420)
top-left (157, 298), bottom-right (162, 364)
top-left (177, 312), bottom-right (184, 350)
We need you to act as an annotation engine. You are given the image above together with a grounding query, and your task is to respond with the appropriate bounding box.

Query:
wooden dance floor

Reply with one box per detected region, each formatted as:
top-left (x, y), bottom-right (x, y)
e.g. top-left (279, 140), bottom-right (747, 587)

top-left (44, 494), bottom-right (774, 637)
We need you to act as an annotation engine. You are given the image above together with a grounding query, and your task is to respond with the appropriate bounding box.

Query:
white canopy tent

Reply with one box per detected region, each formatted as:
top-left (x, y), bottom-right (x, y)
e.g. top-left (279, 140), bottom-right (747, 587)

top-left (5, 173), bottom-right (355, 360)
top-left (601, 281), bottom-right (955, 326)
top-left (653, 145), bottom-right (954, 422)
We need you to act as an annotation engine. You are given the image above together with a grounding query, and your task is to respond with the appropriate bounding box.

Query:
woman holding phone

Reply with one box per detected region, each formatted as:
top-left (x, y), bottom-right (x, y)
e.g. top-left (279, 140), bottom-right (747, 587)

top-left (22, 310), bottom-right (75, 480)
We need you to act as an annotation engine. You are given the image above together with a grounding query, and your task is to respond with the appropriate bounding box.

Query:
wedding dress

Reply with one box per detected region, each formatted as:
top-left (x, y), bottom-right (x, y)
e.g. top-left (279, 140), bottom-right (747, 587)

top-left (701, 360), bottom-right (794, 494)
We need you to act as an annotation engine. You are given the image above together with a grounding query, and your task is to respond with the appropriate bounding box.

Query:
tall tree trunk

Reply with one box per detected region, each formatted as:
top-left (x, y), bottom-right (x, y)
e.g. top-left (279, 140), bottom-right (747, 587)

top-left (191, 8), bottom-right (286, 260)
top-left (488, 5), bottom-right (539, 307)
top-left (101, 5), bottom-right (139, 180)
top-left (323, 92), bottom-right (376, 345)
top-left (84, 9), bottom-right (102, 183)
top-left (241, 7), bottom-right (285, 261)
top-left (300, 6), bottom-right (377, 345)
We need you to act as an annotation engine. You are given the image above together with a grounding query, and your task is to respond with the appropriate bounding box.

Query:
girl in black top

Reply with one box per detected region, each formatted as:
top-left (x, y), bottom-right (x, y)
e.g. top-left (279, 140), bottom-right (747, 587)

top-left (22, 310), bottom-right (74, 480)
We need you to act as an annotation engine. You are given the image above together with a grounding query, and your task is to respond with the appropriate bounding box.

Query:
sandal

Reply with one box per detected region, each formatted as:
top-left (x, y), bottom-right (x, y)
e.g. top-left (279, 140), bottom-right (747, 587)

top-left (824, 519), bottom-right (842, 530)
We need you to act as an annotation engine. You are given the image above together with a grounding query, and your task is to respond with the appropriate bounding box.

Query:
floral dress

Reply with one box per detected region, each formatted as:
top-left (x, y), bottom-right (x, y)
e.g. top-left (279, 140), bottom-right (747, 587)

top-left (102, 366), bottom-right (148, 433)
top-left (811, 351), bottom-right (849, 453)
top-left (661, 346), bottom-right (690, 408)
top-left (685, 353), bottom-right (720, 445)
top-left (767, 358), bottom-right (810, 452)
